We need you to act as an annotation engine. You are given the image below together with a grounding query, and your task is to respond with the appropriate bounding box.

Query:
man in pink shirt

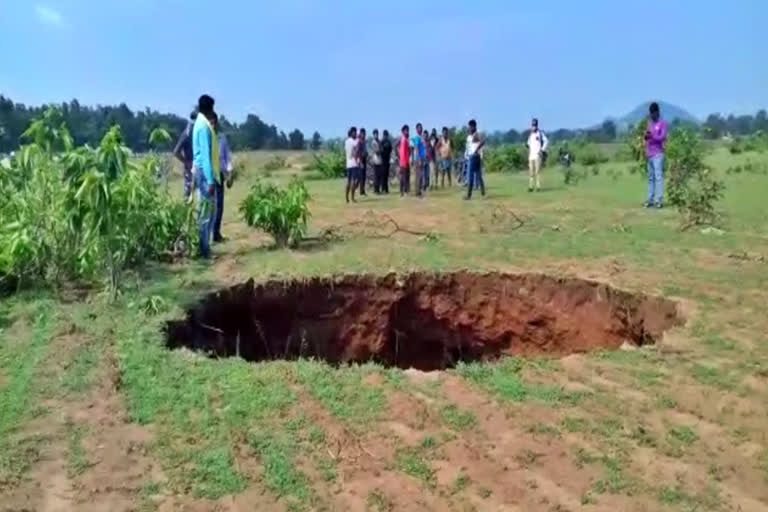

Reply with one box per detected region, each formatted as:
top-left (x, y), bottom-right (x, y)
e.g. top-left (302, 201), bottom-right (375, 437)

top-left (645, 102), bottom-right (669, 208)
top-left (398, 124), bottom-right (411, 197)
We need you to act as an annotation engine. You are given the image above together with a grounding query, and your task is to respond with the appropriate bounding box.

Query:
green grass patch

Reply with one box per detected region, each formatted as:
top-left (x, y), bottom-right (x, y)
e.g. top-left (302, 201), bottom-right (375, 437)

top-left (439, 404), bottom-right (477, 431)
top-left (60, 341), bottom-right (100, 394)
top-left (457, 358), bottom-right (583, 405)
top-left (395, 447), bottom-right (436, 487)
top-left (0, 301), bottom-right (56, 484)
top-left (295, 360), bottom-right (386, 428)
top-left (668, 425), bottom-right (698, 446)
top-left (248, 430), bottom-right (314, 509)
top-left (114, 307), bottom-right (296, 499)
top-left (189, 447), bottom-right (247, 499)
top-left (66, 422), bottom-right (90, 477)
top-left (690, 364), bottom-right (739, 391)
top-left (451, 472), bottom-right (472, 495)
top-left (561, 416), bottom-right (589, 433)
top-left (591, 455), bottom-right (634, 496)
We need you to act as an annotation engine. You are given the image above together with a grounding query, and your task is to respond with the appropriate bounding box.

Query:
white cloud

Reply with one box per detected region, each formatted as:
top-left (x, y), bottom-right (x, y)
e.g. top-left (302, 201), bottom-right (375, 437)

top-left (35, 5), bottom-right (67, 28)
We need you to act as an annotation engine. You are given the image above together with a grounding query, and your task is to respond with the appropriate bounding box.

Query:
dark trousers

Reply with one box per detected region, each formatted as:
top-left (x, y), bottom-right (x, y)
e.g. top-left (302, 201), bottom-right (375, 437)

top-left (374, 164), bottom-right (388, 194)
top-left (359, 159), bottom-right (367, 194)
top-left (213, 182), bottom-right (225, 240)
top-left (466, 155), bottom-right (485, 198)
top-left (399, 166), bottom-right (410, 195)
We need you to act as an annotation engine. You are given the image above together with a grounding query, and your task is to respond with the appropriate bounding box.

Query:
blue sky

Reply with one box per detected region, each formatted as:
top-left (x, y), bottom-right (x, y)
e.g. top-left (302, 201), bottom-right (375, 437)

top-left (0, 0), bottom-right (765, 136)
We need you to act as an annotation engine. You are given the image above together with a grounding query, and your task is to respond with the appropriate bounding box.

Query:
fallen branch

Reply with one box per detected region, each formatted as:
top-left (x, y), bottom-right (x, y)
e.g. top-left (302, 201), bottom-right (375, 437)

top-left (309, 210), bottom-right (435, 242)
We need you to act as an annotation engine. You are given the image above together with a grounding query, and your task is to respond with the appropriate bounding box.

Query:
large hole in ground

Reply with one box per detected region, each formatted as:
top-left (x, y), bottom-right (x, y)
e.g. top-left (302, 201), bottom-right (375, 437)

top-left (165, 272), bottom-right (683, 371)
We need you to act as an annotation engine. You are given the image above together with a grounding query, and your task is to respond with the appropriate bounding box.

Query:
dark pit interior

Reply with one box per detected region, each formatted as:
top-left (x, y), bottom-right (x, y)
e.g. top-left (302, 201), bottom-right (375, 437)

top-left (165, 272), bottom-right (682, 371)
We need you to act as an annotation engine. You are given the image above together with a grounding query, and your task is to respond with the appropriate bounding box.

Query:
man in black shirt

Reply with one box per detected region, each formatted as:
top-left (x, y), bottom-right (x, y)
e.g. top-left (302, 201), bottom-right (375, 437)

top-left (380, 130), bottom-right (392, 194)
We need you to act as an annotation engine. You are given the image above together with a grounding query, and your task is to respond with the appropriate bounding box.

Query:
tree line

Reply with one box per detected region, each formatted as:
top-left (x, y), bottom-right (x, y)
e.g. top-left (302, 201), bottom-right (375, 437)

top-left (1, 94), bottom-right (765, 153)
top-left (0, 95), bottom-right (315, 153)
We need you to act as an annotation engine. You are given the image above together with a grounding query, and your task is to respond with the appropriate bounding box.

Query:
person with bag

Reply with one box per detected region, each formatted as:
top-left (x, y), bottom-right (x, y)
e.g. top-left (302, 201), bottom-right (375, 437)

top-left (525, 118), bottom-right (549, 192)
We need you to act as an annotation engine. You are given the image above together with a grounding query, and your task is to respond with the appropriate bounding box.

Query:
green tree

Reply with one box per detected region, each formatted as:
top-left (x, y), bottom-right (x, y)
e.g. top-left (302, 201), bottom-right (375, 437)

top-left (288, 129), bottom-right (306, 150)
top-left (310, 131), bottom-right (322, 150)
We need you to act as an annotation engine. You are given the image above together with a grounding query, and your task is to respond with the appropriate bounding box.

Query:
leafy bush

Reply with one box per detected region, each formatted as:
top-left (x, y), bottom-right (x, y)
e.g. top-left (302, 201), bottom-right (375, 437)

top-left (575, 144), bottom-right (609, 166)
top-left (239, 178), bottom-right (310, 248)
top-left (0, 109), bottom-right (195, 295)
top-left (262, 155), bottom-right (287, 172)
top-left (666, 128), bottom-right (725, 229)
top-left (483, 144), bottom-right (527, 173)
top-left (729, 139), bottom-right (743, 154)
top-left (627, 120), bottom-right (649, 176)
top-left (310, 149), bottom-right (345, 179)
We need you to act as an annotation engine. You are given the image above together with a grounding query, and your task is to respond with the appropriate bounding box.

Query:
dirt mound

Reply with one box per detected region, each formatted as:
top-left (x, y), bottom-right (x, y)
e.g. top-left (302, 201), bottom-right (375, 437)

top-left (166, 272), bottom-right (682, 371)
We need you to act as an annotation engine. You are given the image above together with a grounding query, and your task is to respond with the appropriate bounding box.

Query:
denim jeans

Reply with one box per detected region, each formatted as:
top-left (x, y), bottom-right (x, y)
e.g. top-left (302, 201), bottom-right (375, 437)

top-left (420, 162), bottom-right (430, 192)
top-left (466, 154), bottom-right (485, 198)
top-left (647, 154), bottom-right (664, 205)
top-left (197, 185), bottom-right (216, 259)
top-left (213, 182), bottom-right (225, 241)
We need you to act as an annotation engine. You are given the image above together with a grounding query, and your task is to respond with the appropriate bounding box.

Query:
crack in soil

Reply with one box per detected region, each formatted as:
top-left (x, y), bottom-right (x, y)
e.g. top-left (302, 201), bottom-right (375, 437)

top-left (166, 272), bottom-right (682, 371)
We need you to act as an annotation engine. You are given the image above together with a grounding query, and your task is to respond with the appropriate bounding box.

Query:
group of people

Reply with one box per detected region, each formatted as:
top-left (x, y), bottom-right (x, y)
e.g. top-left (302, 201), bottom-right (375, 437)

top-left (173, 93), bottom-right (669, 259)
top-left (172, 94), bottom-right (234, 259)
top-left (343, 121), bottom-right (484, 203)
top-left (343, 117), bottom-right (557, 203)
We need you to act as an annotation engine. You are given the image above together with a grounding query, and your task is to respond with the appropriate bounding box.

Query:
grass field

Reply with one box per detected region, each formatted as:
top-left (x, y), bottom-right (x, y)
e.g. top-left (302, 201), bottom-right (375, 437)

top-left (1, 146), bottom-right (767, 511)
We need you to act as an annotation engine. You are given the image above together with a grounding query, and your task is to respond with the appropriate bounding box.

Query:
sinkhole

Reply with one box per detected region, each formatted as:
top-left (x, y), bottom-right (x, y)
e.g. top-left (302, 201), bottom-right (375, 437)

top-left (165, 272), bottom-right (682, 371)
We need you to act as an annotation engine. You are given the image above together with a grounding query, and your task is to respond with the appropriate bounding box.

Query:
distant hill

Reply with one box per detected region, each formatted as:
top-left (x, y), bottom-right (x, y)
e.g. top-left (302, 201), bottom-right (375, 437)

top-left (613, 101), bottom-right (699, 131)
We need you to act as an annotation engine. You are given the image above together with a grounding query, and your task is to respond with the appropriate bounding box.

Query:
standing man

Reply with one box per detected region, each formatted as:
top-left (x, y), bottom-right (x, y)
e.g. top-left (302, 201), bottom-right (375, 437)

top-left (645, 102), bottom-right (668, 208)
top-left (371, 129), bottom-right (383, 194)
top-left (411, 123), bottom-right (427, 196)
top-left (173, 111), bottom-right (197, 200)
top-left (465, 119), bottom-right (486, 199)
top-left (425, 129), bottom-right (437, 190)
top-left (525, 118), bottom-right (548, 192)
top-left (358, 128), bottom-right (368, 196)
top-left (212, 114), bottom-right (233, 243)
top-left (192, 94), bottom-right (220, 259)
top-left (380, 130), bottom-right (392, 194)
top-left (437, 126), bottom-right (453, 187)
top-left (345, 126), bottom-right (359, 204)
top-left (399, 125), bottom-right (411, 197)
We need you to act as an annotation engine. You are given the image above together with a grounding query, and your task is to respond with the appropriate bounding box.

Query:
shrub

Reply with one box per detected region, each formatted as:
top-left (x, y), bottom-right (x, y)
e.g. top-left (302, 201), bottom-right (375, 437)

top-left (575, 144), bottom-right (609, 166)
top-left (0, 110), bottom-right (195, 295)
top-left (484, 144), bottom-right (526, 173)
top-left (666, 128), bottom-right (725, 229)
top-left (627, 120), bottom-right (649, 176)
top-left (239, 178), bottom-right (310, 248)
top-left (262, 155), bottom-right (287, 172)
top-left (310, 149), bottom-right (346, 179)
top-left (729, 139), bottom-right (743, 154)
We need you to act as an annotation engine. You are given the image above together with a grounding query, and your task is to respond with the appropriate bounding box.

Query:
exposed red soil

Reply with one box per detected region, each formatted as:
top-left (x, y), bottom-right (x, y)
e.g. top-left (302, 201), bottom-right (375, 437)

top-left (167, 271), bottom-right (682, 370)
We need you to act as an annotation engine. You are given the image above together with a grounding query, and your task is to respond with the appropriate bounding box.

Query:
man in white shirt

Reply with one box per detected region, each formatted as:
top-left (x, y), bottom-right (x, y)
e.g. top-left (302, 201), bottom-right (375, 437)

top-left (525, 118), bottom-right (548, 192)
top-left (464, 119), bottom-right (486, 199)
top-left (345, 126), bottom-right (359, 203)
